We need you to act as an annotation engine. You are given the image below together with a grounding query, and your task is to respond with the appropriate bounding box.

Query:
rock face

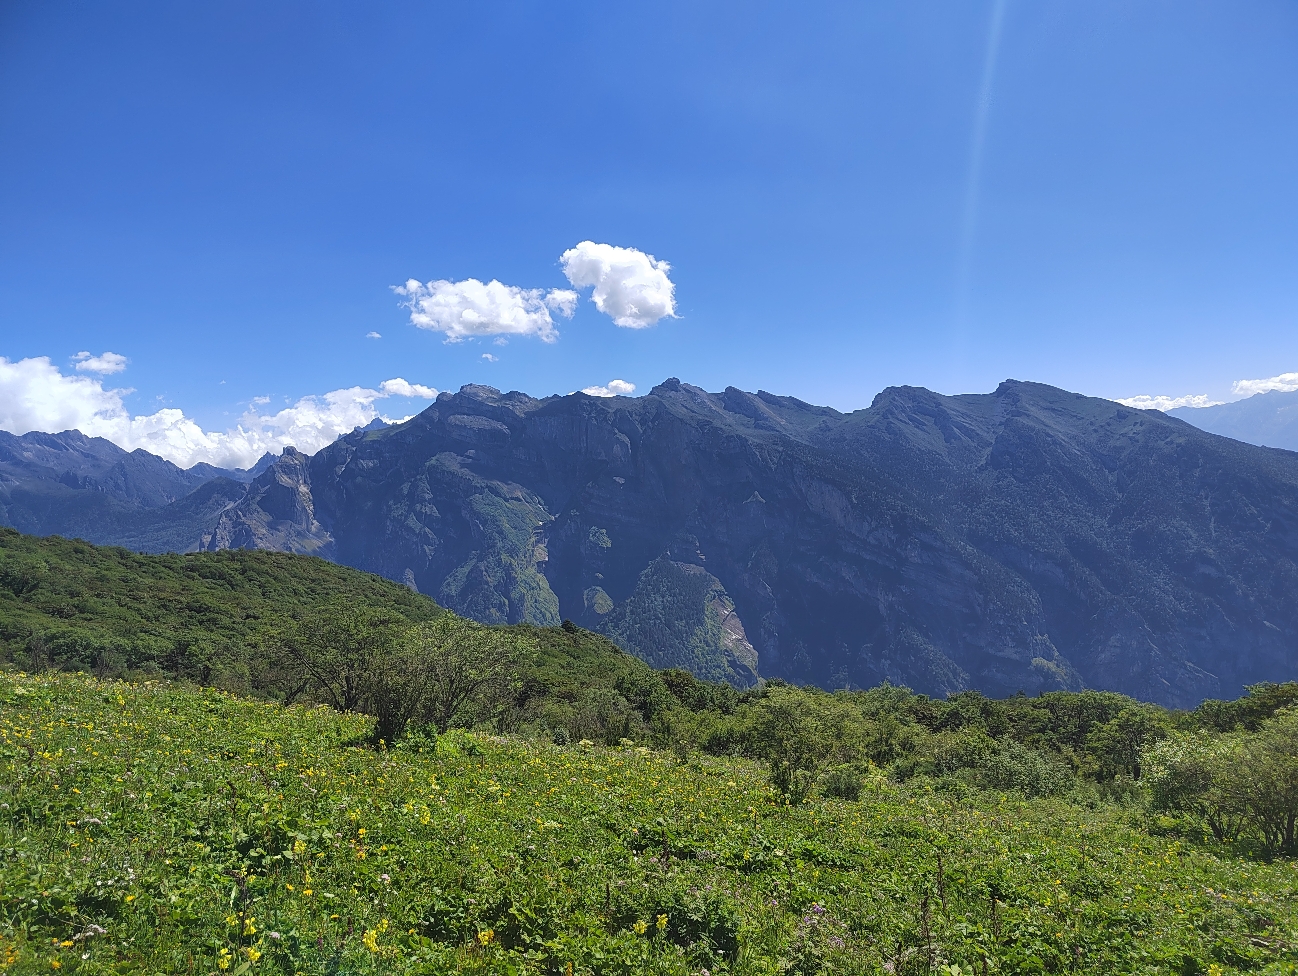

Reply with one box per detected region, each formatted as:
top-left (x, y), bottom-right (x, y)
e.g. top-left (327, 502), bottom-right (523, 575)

top-left (200, 448), bottom-right (332, 555)
top-left (199, 379), bottom-right (1298, 706)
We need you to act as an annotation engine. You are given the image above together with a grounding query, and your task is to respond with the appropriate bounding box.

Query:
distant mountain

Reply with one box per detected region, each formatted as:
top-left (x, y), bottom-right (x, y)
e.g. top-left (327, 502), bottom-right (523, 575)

top-left (196, 378), bottom-right (1298, 706)
top-left (1170, 390), bottom-right (1298, 451)
top-left (0, 430), bottom-right (258, 551)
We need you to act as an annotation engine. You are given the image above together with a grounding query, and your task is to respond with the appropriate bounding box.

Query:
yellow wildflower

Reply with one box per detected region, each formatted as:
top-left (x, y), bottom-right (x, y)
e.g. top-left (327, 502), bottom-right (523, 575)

top-left (633, 919), bottom-right (648, 935)
top-left (656, 914), bottom-right (668, 931)
top-left (477, 928), bottom-right (494, 945)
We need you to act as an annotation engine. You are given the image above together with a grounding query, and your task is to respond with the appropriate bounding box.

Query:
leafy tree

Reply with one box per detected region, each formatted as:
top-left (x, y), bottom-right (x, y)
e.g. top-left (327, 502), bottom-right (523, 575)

top-left (1084, 706), bottom-right (1168, 780)
top-left (407, 617), bottom-right (532, 734)
top-left (748, 686), bottom-right (865, 803)
top-left (276, 603), bottom-right (406, 713)
top-left (1195, 683), bottom-right (1298, 732)
top-left (1145, 733), bottom-right (1244, 843)
top-left (1147, 711), bottom-right (1298, 853)
top-left (1223, 710), bottom-right (1298, 854)
top-left (572, 686), bottom-right (643, 744)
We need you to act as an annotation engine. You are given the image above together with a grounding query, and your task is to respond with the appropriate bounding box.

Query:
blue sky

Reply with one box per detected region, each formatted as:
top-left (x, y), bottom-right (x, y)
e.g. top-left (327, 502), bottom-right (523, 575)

top-left (2, 1), bottom-right (1297, 466)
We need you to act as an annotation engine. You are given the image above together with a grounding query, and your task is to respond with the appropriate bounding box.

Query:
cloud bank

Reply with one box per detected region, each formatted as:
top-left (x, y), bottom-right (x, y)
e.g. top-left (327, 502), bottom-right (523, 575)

top-left (1234, 372), bottom-right (1298, 396)
top-left (560, 241), bottom-right (676, 328)
top-left (0, 356), bottom-right (437, 470)
top-left (393, 277), bottom-right (577, 343)
top-left (1116, 394), bottom-right (1223, 411)
top-left (580, 379), bottom-right (636, 397)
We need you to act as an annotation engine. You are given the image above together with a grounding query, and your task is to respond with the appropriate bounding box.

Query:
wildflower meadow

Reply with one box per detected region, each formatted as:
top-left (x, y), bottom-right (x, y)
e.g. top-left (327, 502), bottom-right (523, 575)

top-left (2, 671), bottom-right (1297, 974)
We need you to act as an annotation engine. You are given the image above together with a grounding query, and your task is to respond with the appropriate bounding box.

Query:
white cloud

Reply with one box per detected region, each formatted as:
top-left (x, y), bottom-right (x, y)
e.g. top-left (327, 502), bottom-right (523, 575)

top-left (1233, 372), bottom-right (1298, 396)
top-left (379, 377), bottom-right (438, 398)
top-left (0, 355), bottom-right (436, 470)
top-left (1116, 394), bottom-right (1223, 411)
top-left (366, 331), bottom-right (382, 339)
top-left (560, 241), bottom-right (676, 328)
top-left (72, 351), bottom-right (128, 374)
top-left (581, 379), bottom-right (636, 397)
top-left (481, 353), bottom-right (498, 362)
top-left (393, 277), bottom-right (576, 343)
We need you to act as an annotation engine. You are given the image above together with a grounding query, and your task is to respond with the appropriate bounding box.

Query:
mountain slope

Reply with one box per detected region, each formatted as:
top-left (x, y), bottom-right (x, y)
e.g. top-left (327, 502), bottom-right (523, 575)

top-left (0, 429), bottom-right (260, 551)
top-left (202, 379), bottom-right (1298, 706)
top-left (1170, 389), bottom-right (1298, 451)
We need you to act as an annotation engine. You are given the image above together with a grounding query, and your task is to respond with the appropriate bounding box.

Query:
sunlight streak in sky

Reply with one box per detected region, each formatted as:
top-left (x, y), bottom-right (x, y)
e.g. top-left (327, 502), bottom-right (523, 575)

top-left (954, 0), bottom-right (1009, 332)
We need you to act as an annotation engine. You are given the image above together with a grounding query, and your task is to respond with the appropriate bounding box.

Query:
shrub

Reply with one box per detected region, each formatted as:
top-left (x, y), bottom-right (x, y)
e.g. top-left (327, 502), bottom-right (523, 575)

top-left (746, 686), bottom-right (869, 803)
top-left (572, 686), bottom-right (644, 744)
top-left (1084, 706), bottom-right (1168, 780)
top-left (820, 765), bottom-right (864, 801)
top-left (976, 741), bottom-right (1074, 798)
top-left (1145, 711), bottom-right (1298, 853)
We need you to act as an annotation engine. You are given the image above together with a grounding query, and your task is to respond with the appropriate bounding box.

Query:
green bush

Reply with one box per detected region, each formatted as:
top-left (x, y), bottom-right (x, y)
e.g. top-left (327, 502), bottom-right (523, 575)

top-left (820, 765), bottom-right (864, 801)
top-left (976, 740), bottom-right (1075, 798)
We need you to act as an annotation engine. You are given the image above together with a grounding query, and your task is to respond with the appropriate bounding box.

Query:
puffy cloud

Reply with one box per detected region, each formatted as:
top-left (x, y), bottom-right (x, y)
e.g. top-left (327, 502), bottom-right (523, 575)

top-left (0, 355), bottom-right (436, 470)
top-left (560, 241), bottom-right (676, 328)
top-left (366, 331), bottom-right (382, 339)
top-left (73, 351), bottom-right (128, 374)
top-left (481, 353), bottom-right (498, 362)
top-left (393, 277), bottom-right (576, 343)
top-left (580, 379), bottom-right (636, 397)
top-left (1116, 394), bottom-right (1223, 411)
top-left (379, 378), bottom-right (438, 398)
top-left (1233, 372), bottom-right (1298, 396)
top-left (0, 356), bottom-right (134, 437)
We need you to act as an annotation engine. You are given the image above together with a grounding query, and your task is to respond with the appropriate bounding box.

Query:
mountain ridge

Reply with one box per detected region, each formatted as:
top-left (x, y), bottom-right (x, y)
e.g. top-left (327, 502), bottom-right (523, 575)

top-left (3, 379), bottom-right (1296, 705)
top-left (1170, 389), bottom-right (1298, 452)
top-left (192, 378), bottom-right (1298, 705)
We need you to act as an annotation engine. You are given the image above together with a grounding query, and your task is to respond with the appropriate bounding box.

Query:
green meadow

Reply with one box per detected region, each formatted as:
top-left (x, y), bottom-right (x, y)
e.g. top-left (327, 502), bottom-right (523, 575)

top-left (3, 670), bottom-right (1298, 976)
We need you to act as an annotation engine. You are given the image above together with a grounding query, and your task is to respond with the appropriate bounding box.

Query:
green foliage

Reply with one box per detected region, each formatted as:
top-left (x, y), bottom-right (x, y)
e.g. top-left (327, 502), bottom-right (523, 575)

top-left (0, 529), bottom-right (682, 746)
top-left (0, 528), bottom-right (439, 689)
top-left (1194, 682), bottom-right (1298, 731)
top-left (745, 686), bottom-right (864, 803)
top-left (819, 765), bottom-right (864, 801)
top-left (1147, 710), bottom-right (1298, 855)
top-left (1083, 706), bottom-right (1168, 780)
top-left (3, 671), bottom-right (1298, 974)
top-left (602, 556), bottom-right (759, 687)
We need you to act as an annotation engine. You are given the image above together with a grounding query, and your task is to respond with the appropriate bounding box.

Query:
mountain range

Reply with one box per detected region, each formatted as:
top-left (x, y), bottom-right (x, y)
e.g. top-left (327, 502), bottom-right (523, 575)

top-left (1170, 389), bottom-right (1298, 452)
top-left (3, 379), bottom-right (1297, 706)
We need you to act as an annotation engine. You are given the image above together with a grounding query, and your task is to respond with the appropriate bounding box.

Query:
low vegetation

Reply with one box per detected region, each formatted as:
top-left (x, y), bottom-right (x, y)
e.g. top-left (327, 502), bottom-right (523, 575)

top-left (5, 671), bottom-right (1298, 975)
top-left (5, 529), bottom-right (1298, 972)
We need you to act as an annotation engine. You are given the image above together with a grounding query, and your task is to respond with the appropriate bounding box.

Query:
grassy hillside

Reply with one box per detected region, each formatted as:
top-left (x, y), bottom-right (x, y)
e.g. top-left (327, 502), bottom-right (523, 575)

top-left (0, 528), bottom-right (439, 681)
top-left (0, 528), bottom-right (664, 716)
top-left (2, 670), bottom-right (1296, 975)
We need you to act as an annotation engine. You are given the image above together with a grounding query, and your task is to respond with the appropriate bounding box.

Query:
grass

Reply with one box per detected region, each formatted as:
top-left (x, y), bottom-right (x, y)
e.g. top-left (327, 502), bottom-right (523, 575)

top-left (3, 672), bottom-right (1298, 975)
